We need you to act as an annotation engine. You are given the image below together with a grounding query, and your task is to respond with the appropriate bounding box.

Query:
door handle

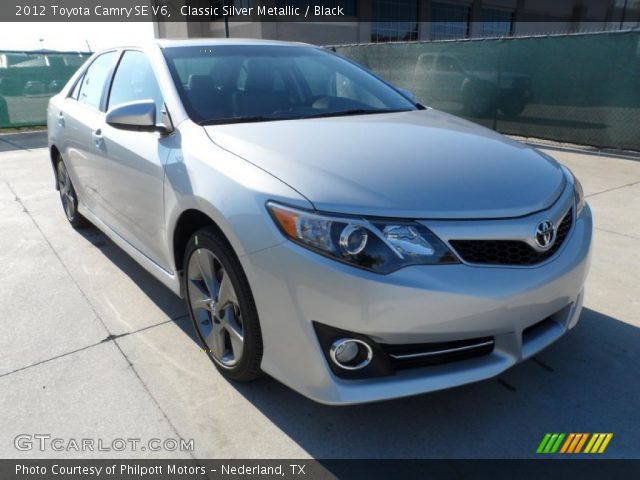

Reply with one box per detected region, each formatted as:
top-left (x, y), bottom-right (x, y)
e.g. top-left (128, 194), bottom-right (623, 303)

top-left (92, 129), bottom-right (103, 148)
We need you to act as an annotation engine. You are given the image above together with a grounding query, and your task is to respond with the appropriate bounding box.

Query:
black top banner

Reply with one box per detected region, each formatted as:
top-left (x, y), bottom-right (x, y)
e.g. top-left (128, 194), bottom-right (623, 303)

top-left (8, 1), bottom-right (358, 22)
top-left (6, 0), bottom-right (639, 23)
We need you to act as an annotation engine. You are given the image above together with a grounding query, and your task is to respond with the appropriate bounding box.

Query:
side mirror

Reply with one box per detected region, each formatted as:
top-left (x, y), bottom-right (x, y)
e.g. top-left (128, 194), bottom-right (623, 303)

top-left (397, 88), bottom-right (418, 104)
top-left (106, 100), bottom-right (169, 133)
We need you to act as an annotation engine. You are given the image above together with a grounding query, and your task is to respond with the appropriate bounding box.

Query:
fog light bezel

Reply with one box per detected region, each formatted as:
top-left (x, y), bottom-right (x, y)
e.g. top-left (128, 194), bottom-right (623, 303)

top-left (313, 321), bottom-right (394, 379)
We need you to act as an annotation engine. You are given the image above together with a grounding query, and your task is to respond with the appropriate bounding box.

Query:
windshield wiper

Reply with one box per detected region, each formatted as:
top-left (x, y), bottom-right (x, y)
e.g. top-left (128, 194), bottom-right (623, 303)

top-left (300, 108), bottom-right (411, 120)
top-left (197, 109), bottom-right (411, 125)
top-left (197, 116), bottom-right (283, 126)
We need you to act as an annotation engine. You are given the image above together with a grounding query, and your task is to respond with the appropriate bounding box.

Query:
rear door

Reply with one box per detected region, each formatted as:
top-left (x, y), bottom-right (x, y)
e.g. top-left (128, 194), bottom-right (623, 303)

top-left (97, 49), bottom-right (173, 271)
top-left (58, 51), bottom-right (118, 213)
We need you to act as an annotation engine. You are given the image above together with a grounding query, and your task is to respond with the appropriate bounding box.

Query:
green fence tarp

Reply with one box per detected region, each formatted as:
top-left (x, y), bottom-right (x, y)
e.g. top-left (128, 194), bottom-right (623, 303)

top-left (0, 50), bottom-right (91, 128)
top-left (2, 34), bottom-right (640, 151)
top-left (335, 30), bottom-right (640, 151)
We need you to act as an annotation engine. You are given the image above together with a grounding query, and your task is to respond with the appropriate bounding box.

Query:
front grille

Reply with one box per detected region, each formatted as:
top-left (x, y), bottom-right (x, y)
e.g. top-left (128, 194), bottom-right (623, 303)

top-left (449, 210), bottom-right (573, 266)
top-left (381, 337), bottom-right (494, 371)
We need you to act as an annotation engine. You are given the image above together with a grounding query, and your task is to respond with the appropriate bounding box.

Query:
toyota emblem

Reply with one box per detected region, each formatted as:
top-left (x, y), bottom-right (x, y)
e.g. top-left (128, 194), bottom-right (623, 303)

top-left (535, 220), bottom-right (556, 250)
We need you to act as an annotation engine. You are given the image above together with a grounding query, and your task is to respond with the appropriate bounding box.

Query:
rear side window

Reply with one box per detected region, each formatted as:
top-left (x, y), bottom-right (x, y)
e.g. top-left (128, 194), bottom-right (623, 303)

top-left (108, 50), bottom-right (164, 120)
top-left (77, 52), bottom-right (117, 110)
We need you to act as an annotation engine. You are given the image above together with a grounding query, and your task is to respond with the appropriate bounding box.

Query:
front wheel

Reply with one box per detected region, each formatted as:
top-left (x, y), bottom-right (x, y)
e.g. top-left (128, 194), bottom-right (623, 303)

top-left (183, 227), bottom-right (263, 382)
top-left (56, 157), bottom-right (88, 228)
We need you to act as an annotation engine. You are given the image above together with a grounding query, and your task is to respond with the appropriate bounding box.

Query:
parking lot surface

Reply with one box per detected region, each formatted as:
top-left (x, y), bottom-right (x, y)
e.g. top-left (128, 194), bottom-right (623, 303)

top-left (1, 133), bottom-right (638, 459)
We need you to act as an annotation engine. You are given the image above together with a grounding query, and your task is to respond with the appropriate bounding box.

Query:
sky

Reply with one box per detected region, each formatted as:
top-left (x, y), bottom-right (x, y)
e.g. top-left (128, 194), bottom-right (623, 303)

top-left (0, 22), bottom-right (155, 52)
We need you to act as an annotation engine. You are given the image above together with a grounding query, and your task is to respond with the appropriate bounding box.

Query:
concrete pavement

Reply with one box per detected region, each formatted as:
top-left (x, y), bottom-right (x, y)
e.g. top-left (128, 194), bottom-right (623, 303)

top-left (0, 142), bottom-right (638, 459)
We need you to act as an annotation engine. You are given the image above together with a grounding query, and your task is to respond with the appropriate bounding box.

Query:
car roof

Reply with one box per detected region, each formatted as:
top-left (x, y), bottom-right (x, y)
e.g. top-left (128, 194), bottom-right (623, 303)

top-left (154, 38), bottom-right (313, 49)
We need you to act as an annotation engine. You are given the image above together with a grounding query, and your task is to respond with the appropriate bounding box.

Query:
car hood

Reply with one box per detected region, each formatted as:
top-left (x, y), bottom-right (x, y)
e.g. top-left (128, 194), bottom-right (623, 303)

top-left (204, 109), bottom-right (565, 219)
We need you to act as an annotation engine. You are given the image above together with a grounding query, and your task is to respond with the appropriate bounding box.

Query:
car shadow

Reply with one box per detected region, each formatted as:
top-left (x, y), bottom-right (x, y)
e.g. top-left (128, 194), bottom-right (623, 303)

top-left (68, 225), bottom-right (639, 457)
top-left (227, 307), bottom-right (639, 459)
top-left (75, 225), bottom-right (197, 343)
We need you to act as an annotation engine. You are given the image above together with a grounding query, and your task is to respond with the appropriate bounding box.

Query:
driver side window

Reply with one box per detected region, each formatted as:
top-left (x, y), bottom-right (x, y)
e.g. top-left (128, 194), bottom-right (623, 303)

top-left (77, 51), bottom-right (117, 110)
top-left (108, 50), bottom-right (164, 121)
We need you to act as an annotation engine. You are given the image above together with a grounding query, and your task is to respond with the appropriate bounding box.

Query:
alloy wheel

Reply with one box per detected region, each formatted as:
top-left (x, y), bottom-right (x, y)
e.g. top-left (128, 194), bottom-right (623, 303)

top-left (187, 248), bottom-right (244, 368)
top-left (57, 161), bottom-right (76, 221)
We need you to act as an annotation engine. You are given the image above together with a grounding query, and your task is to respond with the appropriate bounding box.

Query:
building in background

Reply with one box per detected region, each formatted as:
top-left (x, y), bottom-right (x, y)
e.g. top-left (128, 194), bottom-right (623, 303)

top-left (155, 0), bottom-right (640, 45)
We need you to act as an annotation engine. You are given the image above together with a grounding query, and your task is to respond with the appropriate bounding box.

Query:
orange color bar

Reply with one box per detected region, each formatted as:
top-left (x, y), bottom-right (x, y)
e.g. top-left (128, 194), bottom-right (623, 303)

top-left (574, 433), bottom-right (589, 453)
top-left (560, 434), bottom-right (576, 454)
top-left (567, 434), bottom-right (582, 453)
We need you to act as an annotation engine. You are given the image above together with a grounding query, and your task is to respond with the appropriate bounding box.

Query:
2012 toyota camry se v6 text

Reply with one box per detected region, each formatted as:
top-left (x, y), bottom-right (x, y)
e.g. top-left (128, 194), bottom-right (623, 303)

top-left (47, 39), bottom-right (592, 405)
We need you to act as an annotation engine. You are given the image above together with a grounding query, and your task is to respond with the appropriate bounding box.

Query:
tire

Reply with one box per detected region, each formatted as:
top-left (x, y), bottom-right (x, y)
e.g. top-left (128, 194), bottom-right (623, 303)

top-left (183, 227), bottom-right (263, 382)
top-left (56, 156), bottom-right (88, 228)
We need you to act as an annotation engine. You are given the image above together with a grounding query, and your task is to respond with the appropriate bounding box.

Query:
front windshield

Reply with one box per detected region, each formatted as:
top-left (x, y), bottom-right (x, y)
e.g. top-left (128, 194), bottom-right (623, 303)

top-left (162, 45), bottom-right (417, 125)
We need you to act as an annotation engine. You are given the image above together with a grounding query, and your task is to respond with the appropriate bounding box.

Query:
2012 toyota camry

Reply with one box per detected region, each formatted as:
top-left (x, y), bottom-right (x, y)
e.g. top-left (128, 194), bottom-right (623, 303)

top-left (47, 39), bottom-right (592, 404)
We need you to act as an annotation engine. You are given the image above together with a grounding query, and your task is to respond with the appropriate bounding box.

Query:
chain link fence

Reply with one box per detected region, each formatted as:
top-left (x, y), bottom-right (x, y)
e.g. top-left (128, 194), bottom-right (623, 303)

top-left (0, 50), bottom-right (91, 128)
top-left (334, 30), bottom-right (640, 151)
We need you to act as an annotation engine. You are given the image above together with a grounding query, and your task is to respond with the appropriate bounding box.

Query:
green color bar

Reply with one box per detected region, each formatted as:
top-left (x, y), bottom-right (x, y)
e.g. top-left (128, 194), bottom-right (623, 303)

top-left (550, 433), bottom-right (566, 453)
top-left (537, 433), bottom-right (552, 453)
top-left (543, 434), bottom-right (559, 453)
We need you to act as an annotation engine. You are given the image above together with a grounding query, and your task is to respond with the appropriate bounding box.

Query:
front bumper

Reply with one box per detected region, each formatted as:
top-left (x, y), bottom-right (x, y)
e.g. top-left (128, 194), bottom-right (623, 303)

top-left (241, 204), bottom-right (592, 405)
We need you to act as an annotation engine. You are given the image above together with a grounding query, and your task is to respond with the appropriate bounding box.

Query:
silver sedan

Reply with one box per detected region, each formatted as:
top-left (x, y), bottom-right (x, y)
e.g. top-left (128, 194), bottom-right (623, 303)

top-left (47, 39), bottom-right (592, 404)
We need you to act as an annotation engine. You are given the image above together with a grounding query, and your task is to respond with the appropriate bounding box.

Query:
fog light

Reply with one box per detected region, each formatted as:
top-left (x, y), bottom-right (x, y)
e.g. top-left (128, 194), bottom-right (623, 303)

top-left (339, 225), bottom-right (368, 255)
top-left (329, 338), bottom-right (373, 370)
top-left (334, 340), bottom-right (358, 363)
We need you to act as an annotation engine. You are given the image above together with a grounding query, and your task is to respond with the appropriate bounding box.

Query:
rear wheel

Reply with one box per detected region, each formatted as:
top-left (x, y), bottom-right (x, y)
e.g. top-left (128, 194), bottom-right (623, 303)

top-left (183, 227), bottom-right (263, 382)
top-left (56, 157), bottom-right (88, 228)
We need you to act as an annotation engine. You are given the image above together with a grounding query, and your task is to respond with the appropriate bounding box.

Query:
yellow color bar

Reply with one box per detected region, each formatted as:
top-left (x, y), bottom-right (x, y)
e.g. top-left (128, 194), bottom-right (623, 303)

top-left (590, 434), bottom-right (607, 453)
top-left (583, 434), bottom-right (598, 453)
top-left (598, 434), bottom-right (613, 453)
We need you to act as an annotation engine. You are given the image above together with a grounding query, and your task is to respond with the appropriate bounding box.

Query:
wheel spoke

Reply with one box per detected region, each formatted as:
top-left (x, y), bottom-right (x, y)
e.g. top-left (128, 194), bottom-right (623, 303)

top-left (65, 193), bottom-right (75, 216)
top-left (196, 250), bottom-right (219, 298)
top-left (59, 166), bottom-right (69, 191)
top-left (205, 325), bottom-right (226, 360)
top-left (188, 278), bottom-right (212, 311)
top-left (217, 271), bottom-right (237, 309)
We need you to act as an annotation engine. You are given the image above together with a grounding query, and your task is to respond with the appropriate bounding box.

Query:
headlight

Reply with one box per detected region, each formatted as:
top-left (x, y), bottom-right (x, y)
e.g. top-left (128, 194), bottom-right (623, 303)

top-left (267, 202), bottom-right (458, 274)
top-left (570, 170), bottom-right (585, 217)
